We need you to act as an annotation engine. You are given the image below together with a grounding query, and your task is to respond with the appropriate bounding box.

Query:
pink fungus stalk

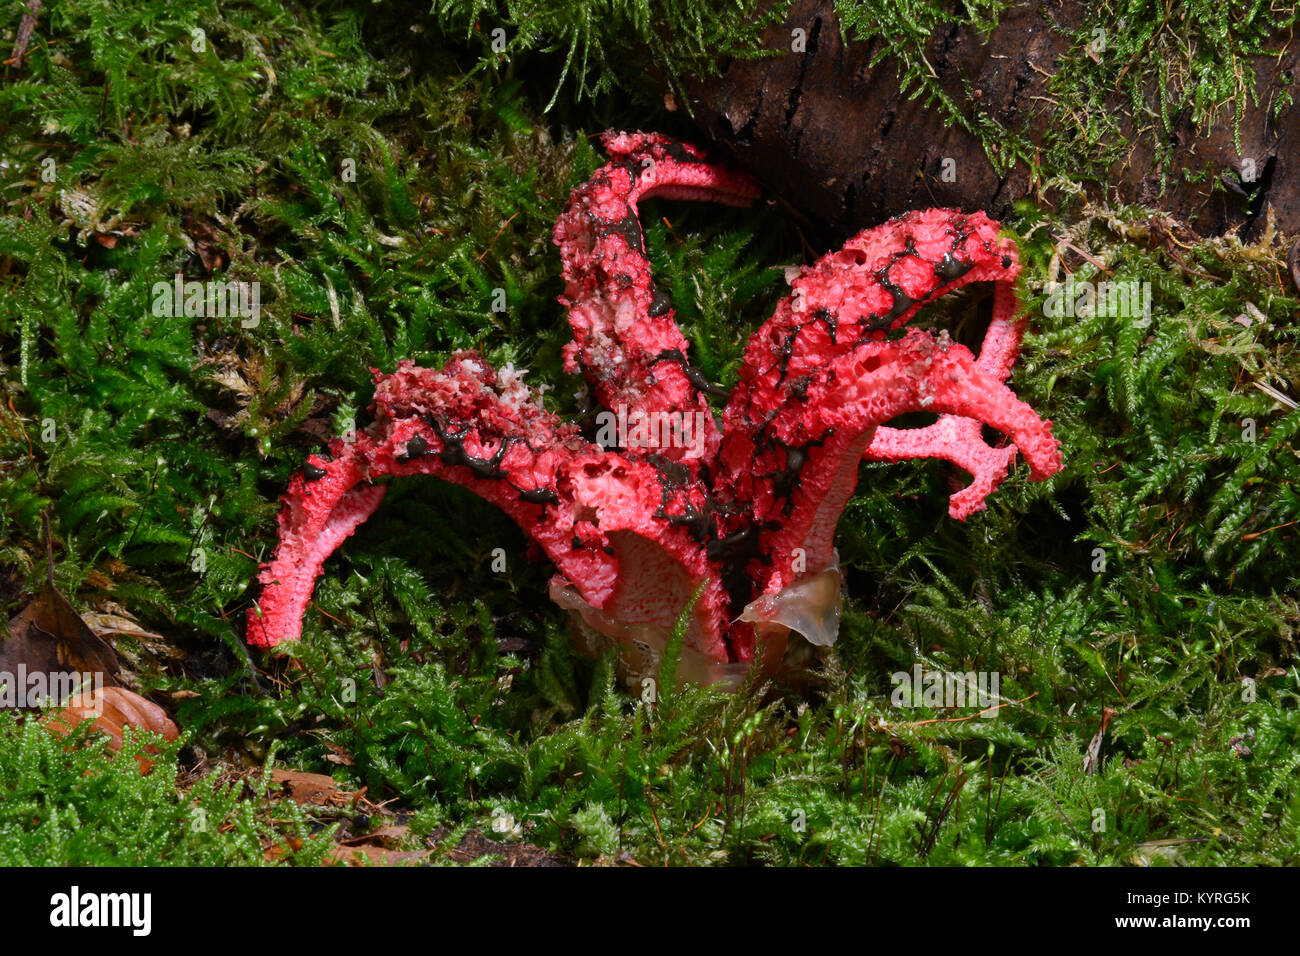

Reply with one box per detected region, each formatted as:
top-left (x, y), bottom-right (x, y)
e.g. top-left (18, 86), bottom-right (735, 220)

top-left (246, 131), bottom-right (1062, 688)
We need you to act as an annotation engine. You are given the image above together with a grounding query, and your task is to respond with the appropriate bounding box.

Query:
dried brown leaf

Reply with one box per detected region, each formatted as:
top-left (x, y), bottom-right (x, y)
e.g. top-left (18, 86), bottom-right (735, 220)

top-left (44, 685), bottom-right (179, 773)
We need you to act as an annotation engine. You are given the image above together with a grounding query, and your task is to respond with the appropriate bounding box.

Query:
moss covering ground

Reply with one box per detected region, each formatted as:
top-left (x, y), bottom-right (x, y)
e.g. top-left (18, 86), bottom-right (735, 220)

top-left (0, 0), bottom-right (1297, 865)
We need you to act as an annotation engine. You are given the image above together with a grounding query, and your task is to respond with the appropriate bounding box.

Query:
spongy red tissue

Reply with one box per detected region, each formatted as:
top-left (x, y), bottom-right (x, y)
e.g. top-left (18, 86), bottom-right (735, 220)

top-left (246, 131), bottom-right (1062, 686)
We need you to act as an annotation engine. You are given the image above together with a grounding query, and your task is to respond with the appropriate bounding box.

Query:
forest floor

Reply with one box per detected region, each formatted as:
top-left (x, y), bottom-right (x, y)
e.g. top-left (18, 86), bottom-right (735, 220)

top-left (0, 0), bottom-right (1297, 865)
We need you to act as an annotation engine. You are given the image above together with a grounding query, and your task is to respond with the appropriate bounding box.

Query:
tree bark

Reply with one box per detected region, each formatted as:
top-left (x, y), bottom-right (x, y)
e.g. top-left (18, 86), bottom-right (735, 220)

top-left (681, 0), bottom-right (1299, 242)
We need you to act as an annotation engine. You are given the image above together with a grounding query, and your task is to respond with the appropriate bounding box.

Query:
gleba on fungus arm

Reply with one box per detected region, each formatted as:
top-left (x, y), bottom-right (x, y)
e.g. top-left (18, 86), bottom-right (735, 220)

top-left (245, 354), bottom-right (735, 663)
top-left (246, 131), bottom-right (1062, 688)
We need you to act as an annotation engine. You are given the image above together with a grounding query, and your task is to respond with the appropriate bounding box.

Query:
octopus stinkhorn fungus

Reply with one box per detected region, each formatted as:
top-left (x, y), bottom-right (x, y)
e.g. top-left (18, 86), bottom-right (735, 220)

top-left (245, 131), bottom-right (1062, 689)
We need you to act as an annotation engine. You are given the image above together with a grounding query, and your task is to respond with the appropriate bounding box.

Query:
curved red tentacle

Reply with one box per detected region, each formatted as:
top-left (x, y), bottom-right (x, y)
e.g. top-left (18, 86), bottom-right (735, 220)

top-left (716, 209), bottom-right (1062, 589)
top-left (863, 254), bottom-right (1032, 519)
top-left (247, 133), bottom-right (1063, 683)
top-left (248, 355), bottom-right (734, 661)
top-left (719, 331), bottom-right (1060, 595)
top-left (553, 131), bottom-right (761, 467)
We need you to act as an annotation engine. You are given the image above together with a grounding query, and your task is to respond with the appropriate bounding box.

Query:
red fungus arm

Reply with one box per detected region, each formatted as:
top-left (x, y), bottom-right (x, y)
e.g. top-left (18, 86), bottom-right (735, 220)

top-left (247, 134), bottom-right (1064, 682)
top-left (864, 257), bottom-right (1033, 519)
top-left (720, 331), bottom-right (1061, 595)
top-left (245, 447), bottom-right (388, 648)
top-left (246, 354), bottom-right (735, 661)
top-left (553, 131), bottom-right (761, 466)
top-left (718, 209), bottom-right (1062, 591)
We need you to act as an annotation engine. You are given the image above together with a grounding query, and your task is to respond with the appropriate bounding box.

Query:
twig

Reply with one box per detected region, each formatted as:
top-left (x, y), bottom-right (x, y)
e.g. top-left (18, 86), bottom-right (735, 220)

top-left (1083, 706), bottom-right (1117, 775)
top-left (908, 690), bottom-right (1038, 725)
top-left (476, 211), bottom-right (520, 263)
top-left (7, 395), bottom-right (33, 459)
top-left (1050, 233), bottom-right (1112, 275)
top-left (7, 0), bottom-right (42, 69)
top-left (1253, 380), bottom-right (1298, 411)
top-left (1241, 519), bottom-right (1300, 542)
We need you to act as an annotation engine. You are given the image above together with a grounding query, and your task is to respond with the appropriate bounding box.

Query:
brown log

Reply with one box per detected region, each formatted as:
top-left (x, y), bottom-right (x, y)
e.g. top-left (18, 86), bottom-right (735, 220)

top-left (682, 0), bottom-right (1298, 241)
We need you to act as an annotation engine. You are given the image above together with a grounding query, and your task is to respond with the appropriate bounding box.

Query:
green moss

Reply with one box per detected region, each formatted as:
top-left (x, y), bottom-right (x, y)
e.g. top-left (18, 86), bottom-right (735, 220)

top-left (0, 0), bottom-right (1297, 866)
top-left (835, 0), bottom-right (1298, 188)
top-left (0, 716), bottom-right (335, 865)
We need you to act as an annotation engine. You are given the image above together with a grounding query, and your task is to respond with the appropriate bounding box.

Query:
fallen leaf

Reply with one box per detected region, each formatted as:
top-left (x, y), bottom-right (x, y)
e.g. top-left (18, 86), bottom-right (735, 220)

top-left (82, 609), bottom-right (164, 643)
top-left (319, 737), bottom-right (354, 765)
top-left (325, 844), bottom-right (430, 867)
top-left (82, 606), bottom-right (184, 668)
top-left (264, 836), bottom-right (304, 862)
top-left (342, 824), bottom-right (411, 849)
top-left (269, 768), bottom-right (356, 808)
top-left (44, 685), bottom-right (179, 773)
top-left (2, 521), bottom-right (121, 706)
top-left (182, 210), bottom-right (233, 271)
top-left (3, 581), bottom-right (124, 687)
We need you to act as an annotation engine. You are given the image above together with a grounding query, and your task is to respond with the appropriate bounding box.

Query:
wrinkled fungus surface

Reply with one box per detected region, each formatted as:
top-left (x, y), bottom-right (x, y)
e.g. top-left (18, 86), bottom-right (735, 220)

top-left (246, 131), bottom-right (1062, 688)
